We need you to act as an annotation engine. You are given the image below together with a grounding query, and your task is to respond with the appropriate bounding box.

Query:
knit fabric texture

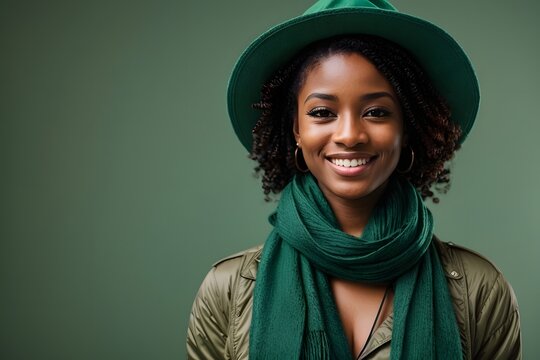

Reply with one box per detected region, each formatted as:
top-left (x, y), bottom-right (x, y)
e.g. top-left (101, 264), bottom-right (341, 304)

top-left (249, 174), bottom-right (462, 359)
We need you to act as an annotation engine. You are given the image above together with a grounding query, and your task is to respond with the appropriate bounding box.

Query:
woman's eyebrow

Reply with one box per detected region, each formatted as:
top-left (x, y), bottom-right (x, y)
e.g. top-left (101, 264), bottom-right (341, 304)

top-left (304, 93), bottom-right (337, 104)
top-left (304, 91), bottom-right (396, 104)
top-left (360, 91), bottom-right (396, 102)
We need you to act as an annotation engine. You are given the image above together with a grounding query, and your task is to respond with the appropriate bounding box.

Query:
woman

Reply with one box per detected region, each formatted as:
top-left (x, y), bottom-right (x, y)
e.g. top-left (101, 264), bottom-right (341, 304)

top-left (187, 0), bottom-right (521, 359)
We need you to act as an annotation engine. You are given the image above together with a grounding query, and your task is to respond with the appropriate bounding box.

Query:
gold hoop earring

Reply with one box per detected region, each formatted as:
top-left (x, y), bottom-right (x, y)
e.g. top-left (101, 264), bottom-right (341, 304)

top-left (294, 144), bottom-right (309, 173)
top-left (397, 147), bottom-right (415, 174)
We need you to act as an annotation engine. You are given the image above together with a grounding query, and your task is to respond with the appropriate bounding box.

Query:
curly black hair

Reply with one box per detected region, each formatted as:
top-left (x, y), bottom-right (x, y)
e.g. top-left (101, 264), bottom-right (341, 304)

top-left (250, 35), bottom-right (461, 203)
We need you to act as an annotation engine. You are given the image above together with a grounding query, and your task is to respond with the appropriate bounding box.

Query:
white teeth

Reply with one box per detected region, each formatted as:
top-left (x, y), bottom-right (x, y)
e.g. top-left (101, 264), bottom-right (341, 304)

top-left (330, 157), bottom-right (371, 168)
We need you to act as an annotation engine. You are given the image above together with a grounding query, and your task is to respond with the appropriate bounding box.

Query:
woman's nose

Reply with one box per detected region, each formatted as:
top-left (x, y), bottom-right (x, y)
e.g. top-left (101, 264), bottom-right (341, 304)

top-left (332, 114), bottom-right (368, 148)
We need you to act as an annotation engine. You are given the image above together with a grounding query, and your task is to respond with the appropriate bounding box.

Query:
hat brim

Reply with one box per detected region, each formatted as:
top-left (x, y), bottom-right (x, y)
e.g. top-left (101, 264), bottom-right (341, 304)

top-left (227, 7), bottom-right (479, 151)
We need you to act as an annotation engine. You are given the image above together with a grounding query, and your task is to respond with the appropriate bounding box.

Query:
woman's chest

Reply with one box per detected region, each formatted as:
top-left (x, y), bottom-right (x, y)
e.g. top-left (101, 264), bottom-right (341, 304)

top-left (329, 279), bottom-right (394, 358)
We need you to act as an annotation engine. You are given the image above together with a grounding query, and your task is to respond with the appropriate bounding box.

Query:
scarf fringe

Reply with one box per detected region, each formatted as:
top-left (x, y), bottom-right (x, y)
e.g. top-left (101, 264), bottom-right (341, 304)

top-left (302, 331), bottom-right (330, 360)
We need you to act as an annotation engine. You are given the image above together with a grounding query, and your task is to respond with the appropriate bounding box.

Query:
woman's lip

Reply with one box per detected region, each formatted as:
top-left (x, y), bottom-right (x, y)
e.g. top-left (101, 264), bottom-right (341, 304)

top-left (326, 153), bottom-right (375, 160)
top-left (326, 156), bottom-right (375, 176)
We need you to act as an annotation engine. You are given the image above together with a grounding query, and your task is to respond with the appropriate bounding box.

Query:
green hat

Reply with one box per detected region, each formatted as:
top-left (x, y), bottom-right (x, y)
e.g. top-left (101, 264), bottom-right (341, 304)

top-left (227, 0), bottom-right (480, 151)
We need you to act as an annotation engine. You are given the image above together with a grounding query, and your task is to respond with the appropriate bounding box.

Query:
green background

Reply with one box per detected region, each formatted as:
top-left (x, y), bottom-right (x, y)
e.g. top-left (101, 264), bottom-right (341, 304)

top-left (1, 0), bottom-right (538, 358)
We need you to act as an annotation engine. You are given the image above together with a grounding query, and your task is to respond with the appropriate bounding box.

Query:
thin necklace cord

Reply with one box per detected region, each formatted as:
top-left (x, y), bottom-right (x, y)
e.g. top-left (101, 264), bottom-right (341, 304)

top-left (357, 285), bottom-right (390, 360)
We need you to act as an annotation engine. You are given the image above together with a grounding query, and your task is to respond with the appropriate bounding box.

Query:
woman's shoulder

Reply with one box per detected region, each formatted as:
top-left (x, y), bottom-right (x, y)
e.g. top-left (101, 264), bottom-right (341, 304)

top-left (211, 244), bottom-right (263, 280)
top-left (434, 235), bottom-right (519, 313)
top-left (434, 236), bottom-right (505, 281)
top-left (190, 244), bottom-right (262, 317)
top-left (434, 237), bottom-right (521, 359)
top-left (193, 245), bottom-right (262, 304)
top-left (188, 245), bottom-right (262, 359)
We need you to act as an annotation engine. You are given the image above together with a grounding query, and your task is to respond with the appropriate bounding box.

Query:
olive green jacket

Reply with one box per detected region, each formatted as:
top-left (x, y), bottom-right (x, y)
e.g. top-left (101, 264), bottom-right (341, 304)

top-left (187, 238), bottom-right (521, 359)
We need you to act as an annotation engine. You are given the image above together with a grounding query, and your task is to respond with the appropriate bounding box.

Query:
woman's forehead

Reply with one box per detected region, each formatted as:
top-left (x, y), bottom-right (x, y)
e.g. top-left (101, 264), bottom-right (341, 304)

top-left (298, 53), bottom-right (397, 100)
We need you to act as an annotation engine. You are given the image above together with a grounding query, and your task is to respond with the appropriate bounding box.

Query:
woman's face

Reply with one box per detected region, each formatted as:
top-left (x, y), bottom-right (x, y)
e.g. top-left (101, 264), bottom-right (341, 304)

top-left (294, 52), bottom-right (405, 204)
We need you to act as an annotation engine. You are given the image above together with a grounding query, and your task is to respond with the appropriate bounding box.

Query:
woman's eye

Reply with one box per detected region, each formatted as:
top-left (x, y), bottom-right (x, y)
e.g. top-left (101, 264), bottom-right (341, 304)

top-left (364, 108), bottom-right (390, 118)
top-left (307, 108), bottom-right (335, 118)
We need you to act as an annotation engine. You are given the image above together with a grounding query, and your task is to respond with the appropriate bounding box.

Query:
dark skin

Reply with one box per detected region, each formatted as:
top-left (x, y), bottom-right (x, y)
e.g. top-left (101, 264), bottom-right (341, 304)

top-left (329, 280), bottom-right (394, 357)
top-left (251, 35), bottom-right (461, 204)
top-left (294, 53), bottom-right (400, 357)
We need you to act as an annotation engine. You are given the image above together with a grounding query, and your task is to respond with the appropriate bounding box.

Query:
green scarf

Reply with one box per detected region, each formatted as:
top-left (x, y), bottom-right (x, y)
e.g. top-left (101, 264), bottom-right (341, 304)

top-left (249, 174), bottom-right (462, 359)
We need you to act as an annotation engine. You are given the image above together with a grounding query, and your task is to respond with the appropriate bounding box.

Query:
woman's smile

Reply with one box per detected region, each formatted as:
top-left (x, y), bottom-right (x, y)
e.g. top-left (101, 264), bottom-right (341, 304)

top-left (294, 52), bottom-right (405, 204)
top-left (327, 153), bottom-right (376, 176)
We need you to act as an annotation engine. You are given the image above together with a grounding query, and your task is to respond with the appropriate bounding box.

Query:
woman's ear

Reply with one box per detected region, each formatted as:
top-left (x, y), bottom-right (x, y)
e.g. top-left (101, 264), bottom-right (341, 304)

top-left (293, 116), bottom-right (301, 146)
top-left (402, 132), bottom-right (409, 148)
